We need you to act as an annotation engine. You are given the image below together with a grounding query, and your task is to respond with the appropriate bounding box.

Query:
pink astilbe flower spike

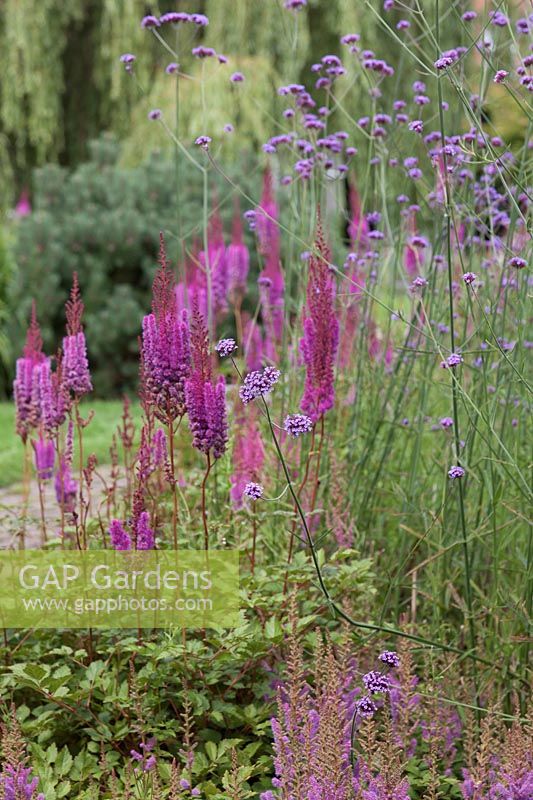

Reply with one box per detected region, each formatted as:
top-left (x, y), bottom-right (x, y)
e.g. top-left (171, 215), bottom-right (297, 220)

top-left (185, 306), bottom-right (228, 459)
top-left (242, 314), bottom-right (264, 371)
top-left (109, 504), bottom-right (156, 551)
top-left (62, 273), bottom-right (92, 398)
top-left (55, 419), bottom-right (77, 513)
top-left (38, 354), bottom-right (69, 435)
top-left (109, 519), bottom-right (132, 550)
top-left (13, 302), bottom-right (46, 442)
top-left (230, 403), bottom-right (265, 507)
top-left (348, 178), bottom-right (369, 248)
top-left (141, 233), bottom-right (192, 423)
top-left (300, 221), bottom-right (340, 422)
top-left (227, 199), bottom-right (250, 302)
top-left (176, 246), bottom-right (209, 323)
top-left (1, 765), bottom-right (45, 800)
top-left (199, 200), bottom-right (228, 320)
top-left (257, 168), bottom-right (284, 341)
top-left (338, 255), bottom-right (364, 369)
top-left (32, 436), bottom-right (55, 480)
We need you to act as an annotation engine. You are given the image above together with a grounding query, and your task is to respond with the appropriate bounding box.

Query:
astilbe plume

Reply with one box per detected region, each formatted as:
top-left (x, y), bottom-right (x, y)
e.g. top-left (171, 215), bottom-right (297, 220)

top-left (0, 765), bottom-right (45, 800)
top-left (348, 179), bottom-right (369, 249)
top-left (62, 273), bottom-right (92, 398)
top-left (141, 234), bottom-right (192, 423)
top-left (262, 626), bottom-right (355, 800)
top-left (461, 713), bottom-right (533, 800)
top-left (327, 452), bottom-right (354, 547)
top-left (257, 168), bottom-right (284, 342)
top-left (175, 246), bottom-right (209, 323)
top-left (55, 420), bottom-right (77, 513)
top-left (227, 201), bottom-right (250, 302)
top-left (230, 403), bottom-right (265, 507)
top-left (109, 510), bottom-right (155, 551)
top-left (338, 254), bottom-right (364, 370)
top-left (31, 437), bottom-right (55, 481)
top-left (184, 306), bottom-right (228, 459)
top-left (300, 223), bottom-right (340, 422)
top-left (38, 355), bottom-right (69, 435)
top-left (0, 711), bottom-right (45, 800)
top-left (242, 315), bottom-right (265, 371)
top-left (13, 302), bottom-right (46, 442)
top-left (199, 202), bottom-right (228, 319)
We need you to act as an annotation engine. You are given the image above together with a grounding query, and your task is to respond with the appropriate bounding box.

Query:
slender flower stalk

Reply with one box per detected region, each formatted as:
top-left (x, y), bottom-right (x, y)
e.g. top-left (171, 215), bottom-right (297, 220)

top-left (435, 0), bottom-right (478, 706)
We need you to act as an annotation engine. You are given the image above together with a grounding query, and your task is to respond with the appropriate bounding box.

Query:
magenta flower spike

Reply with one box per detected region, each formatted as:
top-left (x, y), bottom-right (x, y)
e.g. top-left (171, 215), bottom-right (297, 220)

top-left (55, 420), bottom-right (77, 512)
top-left (13, 302), bottom-right (46, 442)
top-left (226, 201), bottom-right (250, 301)
top-left (109, 519), bottom-right (132, 550)
top-left (300, 222), bottom-right (339, 422)
top-left (199, 201), bottom-right (228, 319)
top-left (141, 234), bottom-right (192, 422)
top-left (38, 356), bottom-right (69, 435)
top-left (230, 405), bottom-right (265, 507)
top-left (242, 315), bottom-right (264, 371)
top-left (348, 179), bottom-right (369, 248)
top-left (32, 436), bottom-right (55, 481)
top-left (54, 460), bottom-right (77, 513)
top-left (184, 307), bottom-right (228, 460)
top-left (62, 273), bottom-right (92, 398)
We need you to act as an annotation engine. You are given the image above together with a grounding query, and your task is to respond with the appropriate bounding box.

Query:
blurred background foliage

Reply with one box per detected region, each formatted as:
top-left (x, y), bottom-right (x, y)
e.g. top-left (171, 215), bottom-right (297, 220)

top-left (0, 0), bottom-right (528, 396)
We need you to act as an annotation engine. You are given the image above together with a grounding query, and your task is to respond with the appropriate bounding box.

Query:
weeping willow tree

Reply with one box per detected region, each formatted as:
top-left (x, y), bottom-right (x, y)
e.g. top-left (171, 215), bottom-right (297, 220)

top-left (0, 0), bottom-right (486, 210)
top-left (0, 0), bottom-right (370, 207)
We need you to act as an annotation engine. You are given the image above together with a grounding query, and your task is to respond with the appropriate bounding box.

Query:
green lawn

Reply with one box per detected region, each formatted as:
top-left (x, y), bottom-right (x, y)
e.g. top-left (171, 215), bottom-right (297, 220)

top-left (0, 401), bottom-right (142, 488)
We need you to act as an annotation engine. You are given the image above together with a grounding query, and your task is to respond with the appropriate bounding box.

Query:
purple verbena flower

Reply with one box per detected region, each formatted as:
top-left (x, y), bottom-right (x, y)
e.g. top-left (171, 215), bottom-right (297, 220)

top-left (215, 338), bottom-right (237, 357)
top-left (357, 695), bottom-right (378, 718)
top-left (379, 650), bottom-right (400, 667)
top-left (440, 417), bottom-right (454, 429)
top-left (243, 481), bottom-right (264, 499)
top-left (195, 135), bottom-right (211, 149)
top-left (463, 272), bottom-right (477, 285)
top-left (284, 0), bottom-right (307, 9)
top-left (440, 353), bottom-right (463, 368)
top-left (448, 465), bottom-right (465, 479)
top-left (141, 15), bottom-right (160, 28)
top-left (363, 670), bottom-right (391, 694)
top-left (284, 413), bottom-right (313, 437)
top-left (239, 366), bottom-right (281, 405)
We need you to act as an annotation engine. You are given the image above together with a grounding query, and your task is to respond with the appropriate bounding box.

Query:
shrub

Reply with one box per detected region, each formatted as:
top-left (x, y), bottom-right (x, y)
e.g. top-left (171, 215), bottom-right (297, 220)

top-left (8, 135), bottom-right (259, 396)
